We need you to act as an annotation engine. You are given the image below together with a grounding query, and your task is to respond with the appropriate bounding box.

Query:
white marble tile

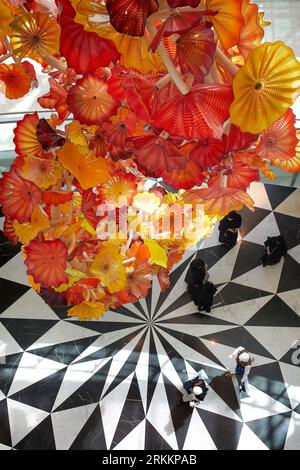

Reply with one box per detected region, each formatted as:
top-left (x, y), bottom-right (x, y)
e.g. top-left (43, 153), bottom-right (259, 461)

top-left (0, 217), bottom-right (4, 232)
top-left (0, 253), bottom-right (30, 286)
top-left (199, 386), bottom-right (242, 422)
top-left (52, 403), bottom-right (97, 450)
top-left (274, 189), bottom-right (300, 218)
top-left (153, 330), bottom-right (185, 391)
top-left (8, 352), bottom-right (66, 397)
top-left (279, 362), bottom-right (300, 410)
top-left (161, 322), bottom-right (236, 338)
top-left (288, 244), bottom-right (300, 265)
top-left (208, 243), bottom-right (241, 285)
top-left (240, 384), bottom-right (291, 423)
top-left (278, 289), bottom-right (300, 317)
top-left (135, 330), bottom-right (150, 414)
top-left (183, 409), bottom-right (217, 450)
top-left (0, 444), bottom-right (11, 450)
top-left (7, 398), bottom-right (49, 447)
top-left (244, 212), bottom-right (280, 245)
top-left (146, 372), bottom-right (178, 450)
top-left (232, 260), bottom-right (284, 294)
top-left (0, 322), bottom-right (23, 358)
top-left (245, 326), bottom-right (300, 361)
top-left (114, 419), bottom-right (146, 450)
top-left (0, 289), bottom-right (60, 320)
top-left (72, 325), bottom-right (143, 364)
top-left (247, 182), bottom-right (272, 211)
top-left (157, 328), bottom-right (226, 372)
top-left (27, 320), bottom-right (101, 351)
top-left (100, 328), bottom-right (146, 397)
top-left (200, 339), bottom-right (277, 372)
top-left (52, 357), bottom-right (111, 411)
top-left (100, 373), bottom-right (134, 450)
top-left (208, 295), bottom-right (274, 325)
top-left (237, 423), bottom-right (269, 450)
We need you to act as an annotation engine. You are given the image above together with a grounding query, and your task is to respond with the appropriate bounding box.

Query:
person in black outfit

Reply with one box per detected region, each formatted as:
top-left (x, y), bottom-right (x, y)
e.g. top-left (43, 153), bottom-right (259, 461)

top-left (261, 235), bottom-right (288, 266)
top-left (218, 211), bottom-right (242, 247)
top-left (185, 258), bottom-right (207, 307)
top-left (185, 258), bottom-right (216, 313)
top-left (198, 280), bottom-right (217, 314)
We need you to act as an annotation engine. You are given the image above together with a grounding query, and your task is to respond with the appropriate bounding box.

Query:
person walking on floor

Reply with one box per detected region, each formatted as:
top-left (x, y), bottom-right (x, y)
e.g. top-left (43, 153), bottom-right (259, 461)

top-left (178, 376), bottom-right (209, 407)
top-left (218, 211), bottom-right (242, 247)
top-left (261, 235), bottom-right (288, 266)
top-left (227, 346), bottom-right (254, 393)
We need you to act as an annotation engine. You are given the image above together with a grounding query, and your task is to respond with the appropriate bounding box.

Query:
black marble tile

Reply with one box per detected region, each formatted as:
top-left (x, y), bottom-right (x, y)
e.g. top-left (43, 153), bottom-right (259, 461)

top-left (147, 333), bottom-right (161, 411)
top-left (0, 318), bottom-right (57, 350)
top-left (70, 406), bottom-right (107, 450)
top-left (159, 325), bottom-right (225, 368)
top-left (53, 359), bottom-right (112, 412)
top-left (274, 213), bottom-right (300, 250)
top-left (29, 336), bottom-right (100, 365)
top-left (245, 295), bottom-right (300, 327)
top-left (0, 353), bottom-right (23, 395)
top-left (0, 279), bottom-right (30, 315)
top-left (15, 416), bottom-right (56, 450)
top-left (0, 399), bottom-right (12, 447)
top-left (75, 326), bottom-right (144, 364)
top-left (101, 331), bottom-right (147, 399)
top-left (265, 184), bottom-right (296, 210)
top-left (249, 362), bottom-right (292, 409)
top-left (247, 412), bottom-right (292, 450)
top-left (209, 373), bottom-right (242, 420)
top-left (277, 254), bottom-right (300, 293)
top-left (155, 290), bottom-right (196, 320)
top-left (213, 282), bottom-right (271, 307)
top-left (0, 238), bottom-right (21, 268)
top-left (201, 326), bottom-right (276, 360)
top-left (9, 368), bottom-right (67, 412)
top-left (231, 241), bottom-right (266, 280)
top-left (154, 253), bottom-right (195, 316)
top-left (145, 420), bottom-right (172, 450)
top-left (239, 206), bottom-right (272, 238)
top-left (111, 374), bottom-right (145, 449)
top-left (197, 408), bottom-right (243, 450)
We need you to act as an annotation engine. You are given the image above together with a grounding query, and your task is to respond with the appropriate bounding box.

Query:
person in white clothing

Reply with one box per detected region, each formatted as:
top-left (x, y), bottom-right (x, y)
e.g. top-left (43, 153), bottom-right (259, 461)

top-left (228, 346), bottom-right (254, 393)
top-left (181, 386), bottom-right (205, 408)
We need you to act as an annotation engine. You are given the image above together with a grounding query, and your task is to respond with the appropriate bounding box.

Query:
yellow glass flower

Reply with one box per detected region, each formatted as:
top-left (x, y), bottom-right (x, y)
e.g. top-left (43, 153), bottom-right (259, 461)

top-left (10, 12), bottom-right (60, 59)
top-left (100, 173), bottom-right (137, 207)
top-left (230, 41), bottom-right (300, 133)
top-left (13, 205), bottom-right (50, 245)
top-left (90, 245), bottom-right (127, 293)
top-left (20, 156), bottom-right (63, 190)
top-left (133, 192), bottom-right (161, 214)
top-left (144, 239), bottom-right (167, 268)
top-left (67, 120), bottom-right (89, 154)
top-left (68, 301), bottom-right (106, 320)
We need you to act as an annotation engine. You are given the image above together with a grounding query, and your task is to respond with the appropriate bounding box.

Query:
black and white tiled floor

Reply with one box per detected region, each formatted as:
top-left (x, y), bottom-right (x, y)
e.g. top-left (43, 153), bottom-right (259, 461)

top-left (0, 182), bottom-right (300, 450)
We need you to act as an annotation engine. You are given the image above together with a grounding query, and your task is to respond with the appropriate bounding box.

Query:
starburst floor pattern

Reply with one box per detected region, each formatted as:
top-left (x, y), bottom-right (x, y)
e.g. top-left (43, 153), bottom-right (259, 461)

top-left (0, 182), bottom-right (300, 450)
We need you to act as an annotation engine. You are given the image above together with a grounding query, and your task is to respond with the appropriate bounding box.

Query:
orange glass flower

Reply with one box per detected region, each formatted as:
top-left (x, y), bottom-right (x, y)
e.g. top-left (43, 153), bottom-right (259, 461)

top-left (24, 239), bottom-right (68, 288)
top-left (206, 0), bottom-right (244, 49)
top-left (58, 142), bottom-right (110, 190)
top-left (19, 156), bottom-right (63, 189)
top-left (67, 74), bottom-right (118, 126)
top-left (99, 171), bottom-right (137, 206)
top-left (10, 12), bottom-right (60, 59)
top-left (230, 41), bottom-right (300, 133)
top-left (0, 167), bottom-right (42, 223)
top-left (13, 112), bottom-right (43, 157)
top-left (0, 63), bottom-right (32, 99)
top-left (256, 109), bottom-right (298, 161)
top-left (127, 260), bottom-right (152, 298)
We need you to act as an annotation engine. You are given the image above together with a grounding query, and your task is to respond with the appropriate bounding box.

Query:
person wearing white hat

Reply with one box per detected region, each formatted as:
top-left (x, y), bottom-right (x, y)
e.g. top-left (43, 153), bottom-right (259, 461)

top-left (178, 380), bottom-right (209, 407)
top-left (227, 346), bottom-right (254, 393)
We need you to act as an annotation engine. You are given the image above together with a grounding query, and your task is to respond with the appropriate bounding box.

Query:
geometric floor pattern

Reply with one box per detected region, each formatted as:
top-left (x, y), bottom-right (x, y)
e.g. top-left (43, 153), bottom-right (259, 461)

top-left (0, 182), bottom-right (300, 450)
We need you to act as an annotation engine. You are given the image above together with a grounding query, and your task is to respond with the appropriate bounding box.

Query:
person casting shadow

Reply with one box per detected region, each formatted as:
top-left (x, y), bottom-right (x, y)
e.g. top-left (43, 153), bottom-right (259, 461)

top-left (261, 235), bottom-right (287, 266)
top-left (218, 211), bottom-right (242, 247)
